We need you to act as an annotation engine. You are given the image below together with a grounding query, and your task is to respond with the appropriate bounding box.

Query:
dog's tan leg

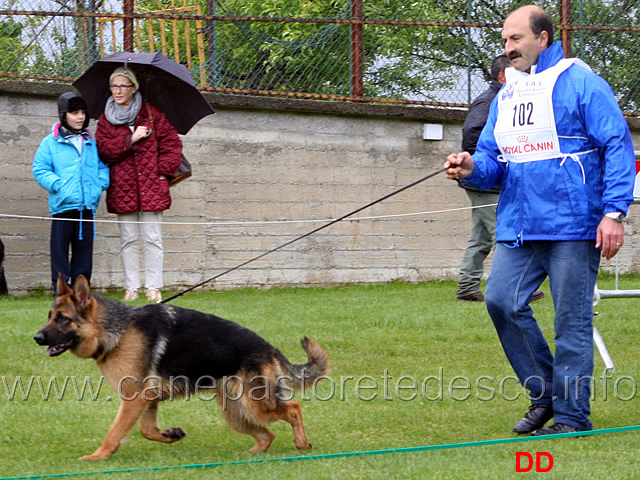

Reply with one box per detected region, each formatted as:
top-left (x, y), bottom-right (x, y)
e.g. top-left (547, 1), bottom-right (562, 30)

top-left (279, 401), bottom-right (311, 450)
top-left (250, 399), bottom-right (312, 451)
top-left (139, 401), bottom-right (186, 443)
top-left (242, 400), bottom-right (311, 452)
top-left (222, 410), bottom-right (276, 453)
top-left (80, 395), bottom-right (148, 460)
top-left (216, 393), bottom-right (276, 453)
top-left (244, 426), bottom-right (276, 453)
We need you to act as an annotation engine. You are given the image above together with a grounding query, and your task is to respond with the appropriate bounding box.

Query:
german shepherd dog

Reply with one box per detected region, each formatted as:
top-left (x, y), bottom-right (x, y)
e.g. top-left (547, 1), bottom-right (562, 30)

top-left (34, 275), bottom-right (329, 460)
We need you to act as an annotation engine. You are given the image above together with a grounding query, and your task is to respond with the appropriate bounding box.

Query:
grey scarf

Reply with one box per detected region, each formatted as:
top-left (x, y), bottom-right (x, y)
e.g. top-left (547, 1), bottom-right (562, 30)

top-left (104, 91), bottom-right (143, 126)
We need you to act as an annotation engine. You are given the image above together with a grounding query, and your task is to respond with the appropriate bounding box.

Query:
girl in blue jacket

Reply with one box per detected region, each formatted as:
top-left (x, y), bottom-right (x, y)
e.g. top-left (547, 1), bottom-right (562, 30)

top-left (33, 92), bottom-right (110, 293)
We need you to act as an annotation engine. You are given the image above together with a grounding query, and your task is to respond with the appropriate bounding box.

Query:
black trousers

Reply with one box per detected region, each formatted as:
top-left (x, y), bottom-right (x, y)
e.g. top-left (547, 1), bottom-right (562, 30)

top-left (50, 209), bottom-right (94, 292)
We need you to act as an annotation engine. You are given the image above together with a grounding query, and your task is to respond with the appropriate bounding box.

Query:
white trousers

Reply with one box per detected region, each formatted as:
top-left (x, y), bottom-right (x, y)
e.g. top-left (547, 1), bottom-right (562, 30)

top-left (118, 211), bottom-right (164, 291)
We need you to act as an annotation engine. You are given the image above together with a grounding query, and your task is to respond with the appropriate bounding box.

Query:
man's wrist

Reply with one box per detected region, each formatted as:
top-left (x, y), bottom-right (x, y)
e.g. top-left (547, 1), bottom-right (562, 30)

top-left (605, 211), bottom-right (625, 223)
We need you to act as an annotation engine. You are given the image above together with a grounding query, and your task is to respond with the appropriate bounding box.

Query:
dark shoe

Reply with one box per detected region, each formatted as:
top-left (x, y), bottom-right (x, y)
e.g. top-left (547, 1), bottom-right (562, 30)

top-left (457, 292), bottom-right (484, 302)
top-left (531, 423), bottom-right (588, 436)
top-left (513, 405), bottom-right (553, 434)
top-left (531, 290), bottom-right (545, 302)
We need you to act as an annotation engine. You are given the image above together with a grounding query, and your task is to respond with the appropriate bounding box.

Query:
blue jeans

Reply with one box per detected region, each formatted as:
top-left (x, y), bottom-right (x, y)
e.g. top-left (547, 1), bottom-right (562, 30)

top-left (485, 241), bottom-right (600, 430)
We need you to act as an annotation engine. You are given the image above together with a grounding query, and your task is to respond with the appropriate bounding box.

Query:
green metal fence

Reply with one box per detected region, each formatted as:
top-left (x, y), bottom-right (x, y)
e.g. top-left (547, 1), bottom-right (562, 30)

top-left (1, 0), bottom-right (639, 114)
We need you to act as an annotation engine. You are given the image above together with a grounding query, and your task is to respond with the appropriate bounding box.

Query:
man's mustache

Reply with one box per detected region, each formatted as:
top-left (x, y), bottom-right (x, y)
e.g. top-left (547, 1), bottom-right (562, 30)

top-left (508, 51), bottom-right (522, 60)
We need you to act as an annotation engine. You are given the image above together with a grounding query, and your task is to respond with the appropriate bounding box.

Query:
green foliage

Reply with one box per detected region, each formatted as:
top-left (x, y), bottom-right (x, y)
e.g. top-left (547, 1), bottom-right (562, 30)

top-left (575, 0), bottom-right (640, 110)
top-left (1, 278), bottom-right (640, 478)
top-left (1, 0), bottom-right (639, 112)
top-left (0, 16), bottom-right (26, 73)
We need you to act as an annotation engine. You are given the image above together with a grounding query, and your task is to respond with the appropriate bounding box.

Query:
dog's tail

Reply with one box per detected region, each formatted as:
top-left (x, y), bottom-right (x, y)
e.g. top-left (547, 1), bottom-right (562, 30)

top-left (284, 336), bottom-right (330, 389)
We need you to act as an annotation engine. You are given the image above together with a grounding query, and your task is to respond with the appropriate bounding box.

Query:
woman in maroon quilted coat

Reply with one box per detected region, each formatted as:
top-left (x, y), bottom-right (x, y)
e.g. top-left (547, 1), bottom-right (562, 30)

top-left (95, 66), bottom-right (182, 303)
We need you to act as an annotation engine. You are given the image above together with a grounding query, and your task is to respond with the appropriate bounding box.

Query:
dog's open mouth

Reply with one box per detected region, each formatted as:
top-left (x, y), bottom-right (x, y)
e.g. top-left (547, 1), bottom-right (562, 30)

top-left (46, 340), bottom-right (74, 357)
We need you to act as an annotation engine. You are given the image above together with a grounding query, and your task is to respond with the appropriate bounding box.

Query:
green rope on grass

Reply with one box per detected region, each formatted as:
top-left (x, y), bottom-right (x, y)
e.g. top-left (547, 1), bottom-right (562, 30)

top-left (3, 424), bottom-right (640, 480)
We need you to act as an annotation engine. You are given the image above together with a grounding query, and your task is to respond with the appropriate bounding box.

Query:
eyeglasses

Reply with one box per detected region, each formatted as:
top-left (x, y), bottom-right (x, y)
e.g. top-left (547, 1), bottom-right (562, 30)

top-left (110, 84), bottom-right (134, 91)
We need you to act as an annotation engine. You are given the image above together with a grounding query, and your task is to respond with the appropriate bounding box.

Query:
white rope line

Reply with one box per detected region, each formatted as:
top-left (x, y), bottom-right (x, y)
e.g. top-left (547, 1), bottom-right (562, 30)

top-left (0, 204), bottom-right (497, 227)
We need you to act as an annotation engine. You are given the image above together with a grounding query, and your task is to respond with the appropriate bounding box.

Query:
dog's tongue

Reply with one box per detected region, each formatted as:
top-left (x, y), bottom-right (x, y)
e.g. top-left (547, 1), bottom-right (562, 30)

top-left (46, 344), bottom-right (67, 356)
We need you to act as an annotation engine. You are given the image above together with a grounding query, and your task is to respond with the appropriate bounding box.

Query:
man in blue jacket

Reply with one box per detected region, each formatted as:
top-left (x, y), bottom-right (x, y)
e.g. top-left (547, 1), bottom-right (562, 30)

top-left (33, 92), bottom-right (110, 294)
top-left (445, 5), bottom-right (635, 435)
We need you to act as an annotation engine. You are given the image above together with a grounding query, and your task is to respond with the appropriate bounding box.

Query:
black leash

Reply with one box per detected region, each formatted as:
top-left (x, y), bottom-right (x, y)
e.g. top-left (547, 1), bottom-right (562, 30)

top-left (162, 167), bottom-right (447, 303)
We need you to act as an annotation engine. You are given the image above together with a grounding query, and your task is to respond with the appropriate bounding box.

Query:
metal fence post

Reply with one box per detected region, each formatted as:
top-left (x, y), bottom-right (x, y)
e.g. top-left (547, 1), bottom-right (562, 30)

top-left (206, 0), bottom-right (218, 88)
top-left (466, 0), bottom-right (472, 105)
top-left (351, 0), bottom-right (364, 99)
top-left (123, 0), bottom-right (134, 52)
top-left (561, 0), bottom-right (572, 57)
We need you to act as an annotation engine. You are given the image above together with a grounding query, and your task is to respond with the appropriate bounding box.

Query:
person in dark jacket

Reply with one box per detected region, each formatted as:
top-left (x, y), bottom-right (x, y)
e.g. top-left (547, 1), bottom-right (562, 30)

top-left (456, 55), bottom-right (546, 303)
top-left (456, 55), bottom-right (510, 302)
top-left (33, 92), bottom-right (110, 294)
top-left (95, 66), bottom-right (182, 303)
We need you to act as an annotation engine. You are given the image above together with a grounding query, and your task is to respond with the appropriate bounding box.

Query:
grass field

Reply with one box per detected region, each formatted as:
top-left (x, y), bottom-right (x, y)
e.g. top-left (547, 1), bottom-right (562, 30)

top-left (1, 274), bottom-right (639, 479)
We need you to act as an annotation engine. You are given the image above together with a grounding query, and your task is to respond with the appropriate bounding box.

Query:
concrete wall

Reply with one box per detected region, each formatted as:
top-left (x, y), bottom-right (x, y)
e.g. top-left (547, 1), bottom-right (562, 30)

top-left (1, 81), bottom-right (639, 294)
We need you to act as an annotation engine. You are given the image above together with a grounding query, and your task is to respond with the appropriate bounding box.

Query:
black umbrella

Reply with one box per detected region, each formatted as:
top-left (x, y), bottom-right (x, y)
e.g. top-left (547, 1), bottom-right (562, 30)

top-left (73, 52), bottom-right (215, 135)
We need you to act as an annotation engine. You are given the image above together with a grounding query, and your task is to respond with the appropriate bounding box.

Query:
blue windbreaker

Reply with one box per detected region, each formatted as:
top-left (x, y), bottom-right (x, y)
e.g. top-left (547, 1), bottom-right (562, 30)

top-left (463, 42), bottom-right (635, 244)
top-left (33, 124), bottom-right (110, 216)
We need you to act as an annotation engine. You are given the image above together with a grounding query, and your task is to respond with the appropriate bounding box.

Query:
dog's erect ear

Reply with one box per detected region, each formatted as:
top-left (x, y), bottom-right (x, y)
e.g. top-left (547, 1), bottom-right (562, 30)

top-left (72, 275), bottom-right (92, 306)
top-left (56, 274), bottom-right (72, 297)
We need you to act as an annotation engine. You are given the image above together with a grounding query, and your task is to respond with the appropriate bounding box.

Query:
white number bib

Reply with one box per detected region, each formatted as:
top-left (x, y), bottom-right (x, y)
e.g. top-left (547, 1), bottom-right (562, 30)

top-left (494, 59), bottom-right (575, 163)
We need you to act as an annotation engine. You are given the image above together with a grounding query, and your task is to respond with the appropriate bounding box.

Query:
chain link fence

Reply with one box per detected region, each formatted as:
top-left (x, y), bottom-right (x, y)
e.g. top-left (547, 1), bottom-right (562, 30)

top-left (1, 0), bottom-right (639, 114)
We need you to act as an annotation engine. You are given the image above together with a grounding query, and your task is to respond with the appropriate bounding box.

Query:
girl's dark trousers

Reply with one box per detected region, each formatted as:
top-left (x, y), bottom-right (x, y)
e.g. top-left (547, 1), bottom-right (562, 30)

top-left (51, 209), bottom-right (94, 293)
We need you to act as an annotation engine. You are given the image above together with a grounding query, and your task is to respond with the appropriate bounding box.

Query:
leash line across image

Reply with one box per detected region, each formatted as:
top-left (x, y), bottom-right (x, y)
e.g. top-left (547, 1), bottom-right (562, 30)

top-left (162, 167), bottom-right (448, 302)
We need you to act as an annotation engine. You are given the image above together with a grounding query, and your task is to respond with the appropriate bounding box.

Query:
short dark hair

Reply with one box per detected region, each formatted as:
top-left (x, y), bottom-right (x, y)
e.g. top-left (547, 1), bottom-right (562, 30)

top-left (490, 55), bottom-right (511, 81)
top-left (530, 9), bottom-right (554, 47)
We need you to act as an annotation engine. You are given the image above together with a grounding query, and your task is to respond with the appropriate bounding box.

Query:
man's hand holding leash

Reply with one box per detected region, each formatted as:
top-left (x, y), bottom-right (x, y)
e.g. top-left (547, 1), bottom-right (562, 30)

top-left (444, 152), bottom-right (475, 180)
